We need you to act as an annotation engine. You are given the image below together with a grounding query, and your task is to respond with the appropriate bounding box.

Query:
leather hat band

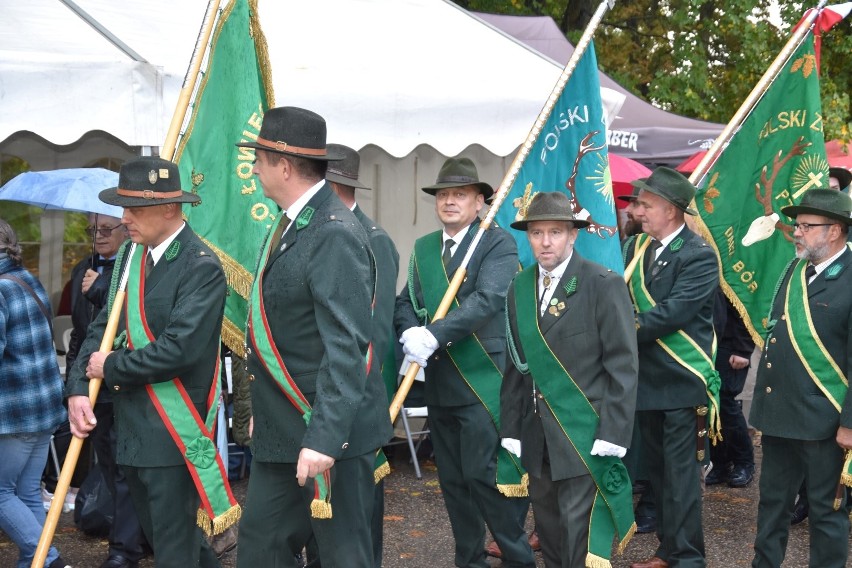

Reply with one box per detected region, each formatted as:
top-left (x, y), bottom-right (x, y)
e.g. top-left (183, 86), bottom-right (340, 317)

top-left (116, 189), bottom-right (185, 199)
top-left (255, 136), bottom-right (328, 156)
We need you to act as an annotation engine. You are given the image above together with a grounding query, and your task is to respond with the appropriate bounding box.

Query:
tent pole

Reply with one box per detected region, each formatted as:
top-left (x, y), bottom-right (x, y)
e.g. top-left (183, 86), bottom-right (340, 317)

top-left (389, 0), bottom-right (616, 423)
top-left (161, 0), bottom-right (220, 160)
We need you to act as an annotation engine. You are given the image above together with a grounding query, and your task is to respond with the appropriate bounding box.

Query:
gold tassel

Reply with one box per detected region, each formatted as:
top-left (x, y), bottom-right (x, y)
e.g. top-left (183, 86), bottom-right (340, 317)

top-left (374, 461), bottom-right (391, 484)
top-left (221, 319), bottom-right (246, 357)
top-left (311, 499), bottom-right (333, 519)
top-left (617, 522), bottom-right (637, 554)
top-left (197, 508), bottom-right (213, 537)
top-left (585, 552), bottom-right (612, 568)
top-left (196, 504), bottom-right (242, 536)
top-left (842, 472), bottom-right (852, 488)
top-left (497, 473), bottom-right (529, 498)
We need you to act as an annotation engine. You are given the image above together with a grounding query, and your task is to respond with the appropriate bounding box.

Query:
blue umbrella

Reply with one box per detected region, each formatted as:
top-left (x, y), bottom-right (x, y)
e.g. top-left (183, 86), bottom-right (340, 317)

top-left (0, 168), bottom-right (123, 218)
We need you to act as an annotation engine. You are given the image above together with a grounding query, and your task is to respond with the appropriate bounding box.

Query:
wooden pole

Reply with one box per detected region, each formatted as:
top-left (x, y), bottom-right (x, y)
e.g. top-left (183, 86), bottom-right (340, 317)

top-left (389, 0), bottom-right (616, 423)
top-left (33, 245), bottom-right (136, 567)
top-left (161, 0), bottom-right (219, 161)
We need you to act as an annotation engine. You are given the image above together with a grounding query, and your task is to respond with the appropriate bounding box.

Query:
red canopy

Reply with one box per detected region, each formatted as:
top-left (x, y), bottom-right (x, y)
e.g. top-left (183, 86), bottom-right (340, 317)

top-left (675, 150), bottom-right (707, 174)
top-left (610, 154), bottom-right (652, 208)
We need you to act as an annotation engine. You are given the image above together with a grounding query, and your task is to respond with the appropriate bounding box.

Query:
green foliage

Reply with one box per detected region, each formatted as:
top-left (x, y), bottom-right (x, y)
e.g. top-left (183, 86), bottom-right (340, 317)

top-left (455, 0), bottom-right (850, 142)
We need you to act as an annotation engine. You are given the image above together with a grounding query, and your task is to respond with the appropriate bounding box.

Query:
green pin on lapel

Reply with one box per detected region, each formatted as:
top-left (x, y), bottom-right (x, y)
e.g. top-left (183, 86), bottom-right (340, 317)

top-left (670, 237), bottom-right (684, 252)
top-left (164, 240), bottom-right (181, 261)
top-left (563, 276), bottom-right (578, 297)
top-left (825, 263), bottom-right (845, 280)
top-left (296, 207), bottom-right (315, 230)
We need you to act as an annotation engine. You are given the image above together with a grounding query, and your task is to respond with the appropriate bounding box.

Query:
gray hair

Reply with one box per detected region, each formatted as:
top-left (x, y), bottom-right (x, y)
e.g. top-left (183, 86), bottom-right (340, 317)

top-left (0, 218), bottom-right (23, 265)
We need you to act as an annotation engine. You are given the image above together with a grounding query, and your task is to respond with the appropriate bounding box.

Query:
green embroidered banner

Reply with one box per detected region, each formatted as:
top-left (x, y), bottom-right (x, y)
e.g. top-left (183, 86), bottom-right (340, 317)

top-left (176, 0), bottom-right (276, 356)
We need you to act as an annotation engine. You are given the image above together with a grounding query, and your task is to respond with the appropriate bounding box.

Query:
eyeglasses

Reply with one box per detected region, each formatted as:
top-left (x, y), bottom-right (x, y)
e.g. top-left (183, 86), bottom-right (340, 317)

top-left (792, 222), bottom-right (836, 233)
top-left (85, 224), bottom-right (123, 237)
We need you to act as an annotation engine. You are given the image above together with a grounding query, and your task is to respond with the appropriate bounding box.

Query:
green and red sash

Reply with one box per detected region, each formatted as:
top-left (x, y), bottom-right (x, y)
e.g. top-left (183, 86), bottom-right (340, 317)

top-left (124, 245), bottom-right (240, 536)
top-left (514, 266), bottom-right (634, 566)
top-left (782, 261), bottom-right (851, 485)
top-left (629, 234), bottom-right (722, 443)
top-left (411, 231), bottom-right (527, 496)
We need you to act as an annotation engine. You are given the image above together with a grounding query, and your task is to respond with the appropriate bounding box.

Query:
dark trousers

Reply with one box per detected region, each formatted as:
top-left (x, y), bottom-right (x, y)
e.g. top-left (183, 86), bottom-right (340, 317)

top-left (709, 349), bottom-right (754, 470)
top-left (638, 408), bottom-right (705, 567)
top-left (428, 403), bottom-right (534, 568)
top-left (91, 402), bottom-right (147, 561)
top-left (624, 414), bottom-right (656, 519)
top-left (124, 464), bottom-right (218, 568)
top-left (237, 454), bottom-right (376, 568)
top-left (529, 461), bottom-right (596, 568)
top-left (752, 436), bottom-right (849, 568)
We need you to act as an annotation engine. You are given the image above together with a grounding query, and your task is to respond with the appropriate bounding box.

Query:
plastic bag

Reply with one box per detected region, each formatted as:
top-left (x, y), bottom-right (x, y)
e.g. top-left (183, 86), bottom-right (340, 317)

top-left (73, 465), bottom-right (114, 537)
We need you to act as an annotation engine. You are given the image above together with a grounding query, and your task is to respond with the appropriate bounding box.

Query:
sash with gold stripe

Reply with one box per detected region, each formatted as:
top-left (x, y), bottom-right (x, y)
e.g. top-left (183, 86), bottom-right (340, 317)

top-left (782, 260), bottom-right (852, 486)
top-left (628, 234), bottom-right (722, 443)
top-left (513, 266), bottom-right (634, 567)
top-left (410, 231), bottom-right (527, 496)
top-left (124, 245), bottom-right (240, 535)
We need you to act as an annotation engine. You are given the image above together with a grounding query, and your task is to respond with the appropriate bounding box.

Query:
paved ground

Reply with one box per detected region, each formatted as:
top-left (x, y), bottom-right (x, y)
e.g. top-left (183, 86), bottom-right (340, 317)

top-left (4, 433), bottom-right (849, 567)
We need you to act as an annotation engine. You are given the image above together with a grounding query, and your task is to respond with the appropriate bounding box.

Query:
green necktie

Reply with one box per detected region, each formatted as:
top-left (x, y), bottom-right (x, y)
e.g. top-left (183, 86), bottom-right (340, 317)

top-left (442, 238), bottom-right (454, 268)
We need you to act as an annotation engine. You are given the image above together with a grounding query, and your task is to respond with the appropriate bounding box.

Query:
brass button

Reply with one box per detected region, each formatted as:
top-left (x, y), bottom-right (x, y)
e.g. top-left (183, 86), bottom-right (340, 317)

top-left (781, 314), bottom-right (786, 321)
top-left (341, 442), bottom-right (349, 450)
top-left (537, 393), bottom-right (544, 399)
top-left (113, 385), bottom-right (120, 391)
top-left (770, 338), bottom-right (777, 344)
top-left (248, 374), bottom-right (255, 382)
top-left (245, 347), bottom-right (252, 356)
top-left (446, 341), bottom-right (453, 348)
top-left (766, 362), bottom-right (772, 369)
top-left (765, 386), bottom-right (772, 393)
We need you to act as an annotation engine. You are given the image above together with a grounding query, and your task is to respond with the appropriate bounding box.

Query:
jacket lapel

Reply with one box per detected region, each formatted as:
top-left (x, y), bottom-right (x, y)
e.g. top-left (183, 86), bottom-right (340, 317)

top-left (145, 225), bottom-right (191, 295)
top-left (809, 248), bottom-right (851, 299)
top-left (446, 218), bottom-right (481, 275)
top-left (539, 255), bottom-right (580, 335)
top-left (646, 226), bottom-right (689, 283)
top-left (265, 183), bottom-right (333, 272)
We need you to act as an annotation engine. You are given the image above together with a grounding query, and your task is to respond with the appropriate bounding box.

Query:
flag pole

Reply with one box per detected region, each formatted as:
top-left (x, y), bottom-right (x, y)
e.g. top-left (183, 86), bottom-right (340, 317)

top-left (32, 245), bottom-right (137, 568)
top-left (161, 0), bottom-right (220, 160)
top-left (622, 2), bottom-right (826, 285)
top-left (389, 0), bottom-right (616, 423)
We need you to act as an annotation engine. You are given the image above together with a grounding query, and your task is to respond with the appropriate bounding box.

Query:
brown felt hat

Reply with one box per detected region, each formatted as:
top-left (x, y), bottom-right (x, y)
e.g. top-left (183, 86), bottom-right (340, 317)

top-left (510, 191), bottom-right (590, 230)
top-left (326, 144), bottom-right (369, 189)
top-left (421, 157), bottom-right (494, 200)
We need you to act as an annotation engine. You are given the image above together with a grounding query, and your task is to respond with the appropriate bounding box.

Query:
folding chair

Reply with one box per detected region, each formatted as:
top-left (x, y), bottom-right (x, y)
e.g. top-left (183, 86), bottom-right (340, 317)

top-left (398, 406), bottom-right (430, 479)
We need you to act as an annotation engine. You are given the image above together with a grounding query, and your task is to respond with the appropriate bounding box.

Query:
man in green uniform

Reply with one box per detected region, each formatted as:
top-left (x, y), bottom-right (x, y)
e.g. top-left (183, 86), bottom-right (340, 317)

top-left (67, 157), bottom-right (235, 568)
top-left (395, 157), bottom-right (534, 568)
top-left (326, 143), bottom-right (400, 567)
top-left (624, 167), bottom-right (719, 568)
top-left (501, 191), bottom-right (638, 568)
top-left (750, 189), bottom-right (852, 568)
top-left (235, 107), bottom-right (392, 567)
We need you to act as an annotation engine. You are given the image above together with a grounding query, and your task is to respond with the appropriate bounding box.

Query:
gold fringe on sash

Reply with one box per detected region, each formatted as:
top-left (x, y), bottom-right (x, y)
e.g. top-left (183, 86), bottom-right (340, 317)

top-left (617, 521), bottom-right (637, 554)
top-left (374, 461), bottom-right (391, 484)
top-left (497, 473), bottom-right (529, 498)
top-left (197, 504), bottom-right (242, 536)
top-left (585, 552), bottom-right (612, 568)
top-left (311, 499), bottom-right (333, 519)
top-left (842, 450), bottom-right (852, 488)
top-left (221, 318), bottom-right (246, 358)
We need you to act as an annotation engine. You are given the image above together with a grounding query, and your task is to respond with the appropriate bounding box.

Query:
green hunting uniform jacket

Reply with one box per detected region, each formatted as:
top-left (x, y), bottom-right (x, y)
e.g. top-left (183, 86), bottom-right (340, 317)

top-left (353, 204), bottom-right (400, 394)
top-left (393, 219), bottom-right (519, 406)
top-left (623, 227), bottom-right (719, 410)
top-left (501, 254), bottom-right (638, 480)
top-left (750, 248), bottom-right (852, 438)
top-left (66, 224), bottom-right (226, 467)
top-left (247, 185), bottom-right (392, 462)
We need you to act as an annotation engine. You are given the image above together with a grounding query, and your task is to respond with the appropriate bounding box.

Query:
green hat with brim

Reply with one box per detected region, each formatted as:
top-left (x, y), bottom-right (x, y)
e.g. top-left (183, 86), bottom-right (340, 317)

top-left (422, 157), bottom-right (494, 200)
top-left (632, 167), bottom-right (698, 216)
top-left (234, 106), bottom-right (343, 162)
top-left (510, 191), bottom-right (591, 231)
top-left (326, 144), bottom-right (369, 189)
top-left (99, 157), bottom-right (199, 208)
top-left (781, 188), bottom-right (852, 225)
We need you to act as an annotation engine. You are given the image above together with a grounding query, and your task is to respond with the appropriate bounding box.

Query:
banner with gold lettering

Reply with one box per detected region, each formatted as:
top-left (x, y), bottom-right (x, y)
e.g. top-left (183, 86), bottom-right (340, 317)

top-left (175, 0), bottom-right (276, 355)
top-left (693, 33), bottom-right (829, 347)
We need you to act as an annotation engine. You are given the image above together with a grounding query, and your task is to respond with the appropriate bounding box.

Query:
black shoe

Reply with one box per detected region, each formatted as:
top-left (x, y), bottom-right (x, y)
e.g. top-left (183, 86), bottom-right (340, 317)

top-left (791, 501), bottom-right (809, 525)
top-left (99, 555), bottom-right (139, 568)
top-left (703, 465), bottom-right (728, 486)
top-left (727, 465), bottom-right (754, 488)
top-left (635, 515), bottom-right (657, 534)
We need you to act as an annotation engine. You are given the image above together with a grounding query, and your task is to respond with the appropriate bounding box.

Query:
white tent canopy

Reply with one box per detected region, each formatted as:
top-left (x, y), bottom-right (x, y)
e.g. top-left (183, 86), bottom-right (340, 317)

top-left (1, 0), bottom-right (610, 159)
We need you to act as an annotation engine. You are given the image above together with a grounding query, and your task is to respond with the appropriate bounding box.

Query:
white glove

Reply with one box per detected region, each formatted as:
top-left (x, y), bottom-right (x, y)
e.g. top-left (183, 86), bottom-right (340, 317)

top-left (400, 327), bottom-right (439, 365)
top-left (501, 438), bottom-right (522, 458)
top-left (590, 439), bottom-right (627, 458)
top-left (402, 351), bottom-right (428, 369)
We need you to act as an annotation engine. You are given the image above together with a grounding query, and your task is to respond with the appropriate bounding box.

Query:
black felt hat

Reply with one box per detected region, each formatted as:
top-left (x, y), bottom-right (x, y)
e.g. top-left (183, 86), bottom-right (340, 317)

top-left (510, 191), bottom-right (590, 230)
top-left (830, 167), bottom-right (852, 191)
top-left (632, 167), bottom-right (698, 216)
top-left (617, 181), bottom-right (644, 203)
top-left (781, 188), bottom-right (852, 225)
top-left (421, 157), bottom-right (494, 200)
top-left (235, 106), bottom-right (342, 161)
top-left (99, 157), bottom-right (199, 208)
top-left (326, 144), bottom-right (369, 189)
